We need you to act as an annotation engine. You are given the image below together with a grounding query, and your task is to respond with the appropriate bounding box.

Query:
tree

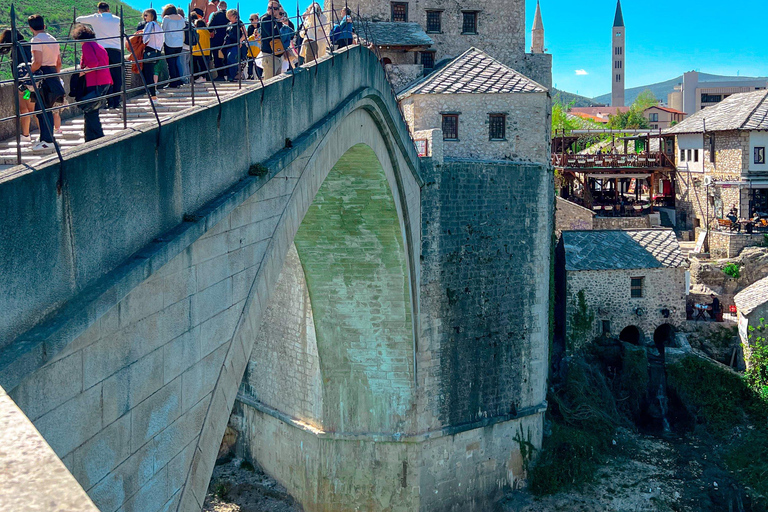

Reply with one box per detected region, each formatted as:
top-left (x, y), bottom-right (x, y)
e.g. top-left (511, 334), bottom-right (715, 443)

top-left (607, 109), bottom-right (649, 130)
top-left (633, 89), bottom-right (659, 111)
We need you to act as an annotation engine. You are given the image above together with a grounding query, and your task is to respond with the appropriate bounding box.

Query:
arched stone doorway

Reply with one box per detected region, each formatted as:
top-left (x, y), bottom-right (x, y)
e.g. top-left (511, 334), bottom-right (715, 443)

top-left (619, 325), bottom-right (642, 345)
top-left (653, 324), bottom-right (676, 352)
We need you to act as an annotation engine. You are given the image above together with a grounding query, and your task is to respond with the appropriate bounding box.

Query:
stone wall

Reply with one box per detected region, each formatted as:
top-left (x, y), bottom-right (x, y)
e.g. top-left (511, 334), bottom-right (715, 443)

top-left (565, 267), bottom-right (687, 351)
top-left (555, 196), bottom-right (594, 233)
top-left (401, 91), bottom-right (550, 163)
top-left (340, 0), bottom-right (526, 69)
top-left (418, 159), bottom-right (551, 430)
top-left (518, 53), bottom-right (553, 90)
top-left (412, 128), bottom-right (443, 163)
top-left (593, 215), bottom-right (651, 230)
top-left (706, 229), bottom-right (766, 259)
top-left (385, 63), bottom-right (424, 90)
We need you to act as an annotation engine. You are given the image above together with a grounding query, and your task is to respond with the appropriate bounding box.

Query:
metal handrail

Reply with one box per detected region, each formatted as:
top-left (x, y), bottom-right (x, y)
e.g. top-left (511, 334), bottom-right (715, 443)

top-left (2, 3), bottom-right (416, 168)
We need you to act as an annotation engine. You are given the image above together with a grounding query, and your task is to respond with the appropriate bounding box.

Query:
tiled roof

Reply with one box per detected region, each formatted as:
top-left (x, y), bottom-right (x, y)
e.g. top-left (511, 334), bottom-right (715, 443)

top-left (398, 47), bottom-right (547, 98)
top-left (665, 90), bottom-right (768, 134)
top-left (734, 276), bottom-right (768, 316)
top-left (364, 22), bottom-right (433, 47)
top-left (645, 106), bottom-right (685, 115)
top-left (562, 229), bottom-right (686, 271)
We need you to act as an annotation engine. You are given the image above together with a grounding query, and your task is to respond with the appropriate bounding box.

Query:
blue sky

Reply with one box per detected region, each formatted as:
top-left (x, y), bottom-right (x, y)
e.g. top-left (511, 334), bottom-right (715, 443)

top-left (127, 0), bottom-right (768, 99)
top-left (530, 0), bottom-right (768, 98)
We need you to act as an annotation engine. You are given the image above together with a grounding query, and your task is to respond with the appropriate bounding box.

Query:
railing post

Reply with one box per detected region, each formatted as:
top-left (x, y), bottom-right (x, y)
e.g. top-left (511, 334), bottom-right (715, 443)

top-left (188, 3), bottom-right (195, 106)
top-left (10, 4), bottom-right (22, 165)
top-left (236, 3), bottom-right (242, 89)
top-left (125, 34), bottom-right (162, 128)
top-left (119, 7), bottom-right (128, 129)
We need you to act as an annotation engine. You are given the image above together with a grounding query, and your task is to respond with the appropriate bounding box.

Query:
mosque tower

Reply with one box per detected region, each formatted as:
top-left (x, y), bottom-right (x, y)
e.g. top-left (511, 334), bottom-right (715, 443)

top-left (531, 0), bottom-right (544, 54)
top-left (612, 0), bottom-right (626, 107)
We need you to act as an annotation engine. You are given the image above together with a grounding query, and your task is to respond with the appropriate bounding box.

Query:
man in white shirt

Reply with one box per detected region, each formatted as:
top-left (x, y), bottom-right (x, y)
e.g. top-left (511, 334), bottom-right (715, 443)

top-left (28, 14), bottom-right (61, 151)
top-left (76, 2), bottom-right (122, 108)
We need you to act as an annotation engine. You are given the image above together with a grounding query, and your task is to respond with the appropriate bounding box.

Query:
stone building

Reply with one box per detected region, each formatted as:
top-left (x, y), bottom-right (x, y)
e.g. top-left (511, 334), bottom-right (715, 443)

top-left (555, 196), bottom-right (594, 233)
top-left (556, 229), bottom-right (687, 353)
top-left (398, 47), bottom-right (550, 163)
top-left (338, 0), bottom-right (552, 88)
top-left (668, 71), bottom-right (768, 115)
top-left (665, 90), bottom-right (768, 256)
top-left (644, 106), bottom-right (685, 130)
top-left (362, 22), bottom-right (434, 88)
top-left (734, 276), bottom-right (768, 363)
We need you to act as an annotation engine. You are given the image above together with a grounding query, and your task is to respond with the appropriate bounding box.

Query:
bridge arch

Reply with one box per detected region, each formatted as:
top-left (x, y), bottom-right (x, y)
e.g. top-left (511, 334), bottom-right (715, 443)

top-left (1, 47), bottom-right (422, 512)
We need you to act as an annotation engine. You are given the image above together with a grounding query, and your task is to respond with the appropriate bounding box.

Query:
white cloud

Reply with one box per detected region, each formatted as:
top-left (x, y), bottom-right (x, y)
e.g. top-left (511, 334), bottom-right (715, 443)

top-left (575, 69), bottom-right (589, 76)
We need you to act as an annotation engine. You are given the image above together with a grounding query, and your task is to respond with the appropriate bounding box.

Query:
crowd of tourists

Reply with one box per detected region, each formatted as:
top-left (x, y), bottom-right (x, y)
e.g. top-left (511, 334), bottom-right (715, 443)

top-left (0, 0), bottom-right (355, 152)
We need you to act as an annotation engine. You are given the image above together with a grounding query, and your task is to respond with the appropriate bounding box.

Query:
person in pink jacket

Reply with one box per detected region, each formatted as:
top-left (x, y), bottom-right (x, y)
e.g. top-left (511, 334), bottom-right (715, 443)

top-left (72, 24), bottom-right (113, 141)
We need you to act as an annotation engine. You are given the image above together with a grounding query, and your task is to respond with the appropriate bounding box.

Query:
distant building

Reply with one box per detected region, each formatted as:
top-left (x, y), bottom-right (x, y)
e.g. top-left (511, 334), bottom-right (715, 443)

top-left (363, 22), bottom-right (434, 88)
top-left (643, 106), bottom-right (685, 130)
top-left (611, 0), bottom-right (625, 107)
top-left (398, 47), bottom-right (550, 163)
top-left (734, 276), bottom-right (768, 363)
top-left (569, 106), bottom-right (629, 124)
top-left (344, 0), bottom-right (552, 89)
top-left (668, 71), bottom-right (768, 115)
top-left (665, 90), bottom-right (768, 256)
top-left (556, 229), bottom-right (687, 353)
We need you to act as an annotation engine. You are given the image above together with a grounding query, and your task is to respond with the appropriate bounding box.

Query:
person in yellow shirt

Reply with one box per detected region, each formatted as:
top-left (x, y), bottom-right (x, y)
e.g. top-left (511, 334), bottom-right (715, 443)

top-left (191, 19), bottom-right (212, 81)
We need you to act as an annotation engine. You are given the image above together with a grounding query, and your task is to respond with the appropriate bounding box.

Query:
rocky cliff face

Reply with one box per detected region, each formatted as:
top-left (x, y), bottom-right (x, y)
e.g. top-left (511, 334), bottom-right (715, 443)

top-left (689, 247), bottom-right (768, 305)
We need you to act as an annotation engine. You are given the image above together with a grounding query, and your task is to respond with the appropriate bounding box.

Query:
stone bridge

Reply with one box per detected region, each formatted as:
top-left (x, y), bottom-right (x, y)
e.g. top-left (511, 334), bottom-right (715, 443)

top-left (0, 46), bottom-right (552, 512)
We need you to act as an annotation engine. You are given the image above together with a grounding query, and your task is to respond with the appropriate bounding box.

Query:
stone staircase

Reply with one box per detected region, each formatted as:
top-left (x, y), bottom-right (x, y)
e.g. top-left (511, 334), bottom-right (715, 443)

top-left (0, 81), bottom-right (252, 171)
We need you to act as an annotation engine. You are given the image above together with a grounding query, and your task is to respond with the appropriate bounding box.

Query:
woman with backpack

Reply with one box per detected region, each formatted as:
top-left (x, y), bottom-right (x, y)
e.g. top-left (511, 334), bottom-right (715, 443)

top-left (0, 29), bottom-right (35, 143)
top-left (335, 7), bottom-right (354, 49)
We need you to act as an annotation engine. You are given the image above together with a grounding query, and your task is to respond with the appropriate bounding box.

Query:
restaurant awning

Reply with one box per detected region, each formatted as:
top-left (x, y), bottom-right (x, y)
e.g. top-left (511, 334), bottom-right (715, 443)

top-left (590, 173), bottom-right (652, 179)
top-left (715, 180), bottom-right (768, 189)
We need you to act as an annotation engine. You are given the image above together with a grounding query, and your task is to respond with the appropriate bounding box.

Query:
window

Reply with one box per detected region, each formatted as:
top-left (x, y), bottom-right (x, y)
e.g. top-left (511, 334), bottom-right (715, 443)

top-left (489, 114), bottom-right (506, 140)
top-left (420, 51), bottom-right (435, 71)
top-left (442, 114), bottom-right (459, 140)
top-left (615, 31), bottom-right (622, 37)
top-left (701, 93), bottom-right (722, 103)
top-left (756, 147), bottom-right (766, 164)
top-left (694, 149), bottom-right (699, 162)
top-left (651, 124), bottom-right (658, 129)
top-left (602, 320), bottom-right (611, 335)
top-left (614, 60), bottom-right (622, 69)
top-left (391, 2), bottom-right (408, 21)
top-left (649, 113), bottom-right (659, 122)
top-left (426, 10), bottom-right (441, 32)
top-left (680, 149), bottom-right (685, 161)
top-left (615, 74), bottom-right (621, 82)
top-left (709, 135), bottom-right (716, 163)
top-left (462, 11), bottom-right (478, 34)
top-left (687, 149), bottom-right (692, 161)
top-left (630, 277), bottom-right (644, 298)
top-left (614, 47), bottom-right (622, 55)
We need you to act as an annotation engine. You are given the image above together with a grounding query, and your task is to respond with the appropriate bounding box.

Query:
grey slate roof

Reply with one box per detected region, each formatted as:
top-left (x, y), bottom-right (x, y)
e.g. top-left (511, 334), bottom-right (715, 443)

top-left (665, 90), bottom-right (768, 134)
top-left (562, 229), bottom-right (685, 271)
top-left (734, 276), bottom-right (768, 316)
top-left (398, 47), bottom-right (547, 98)
top-left (364, 22), bottom-right (433, 47)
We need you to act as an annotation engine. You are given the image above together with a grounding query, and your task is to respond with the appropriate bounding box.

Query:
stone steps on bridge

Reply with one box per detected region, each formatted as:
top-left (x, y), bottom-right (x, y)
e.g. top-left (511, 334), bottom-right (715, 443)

top-left (0, 80), bottom-right (257, 169)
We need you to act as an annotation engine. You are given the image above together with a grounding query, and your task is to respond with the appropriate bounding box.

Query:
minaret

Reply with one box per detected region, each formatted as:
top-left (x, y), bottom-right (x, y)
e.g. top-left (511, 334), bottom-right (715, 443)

top-left (611, 0), bottom-right (625, 107)
top-left (531, 1), bottom-right (544, 54)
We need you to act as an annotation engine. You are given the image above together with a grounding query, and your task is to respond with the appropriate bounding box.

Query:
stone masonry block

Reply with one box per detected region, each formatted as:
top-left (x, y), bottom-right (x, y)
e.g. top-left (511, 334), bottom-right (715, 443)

top-left (232, 266), bottom-right (259, 305)
top-left (119, 277), bottom-right (165, 328)
top-left (102, 348), bottom-right (164, 426)
top-left (130, 378), bottom-right (182, 452)
top-left (195, 253), bottom-right (231, 292)
top-left (163, 327), bottom-right (202, 385)
top-left (35, 383), bottom-right (103, 457)
top-left (180, 343), bottom-right (228, 413)
top-left (118, 467), bottom-right (168, 512)
top-left (72, 412), bottom-right (132, 491)
top-left (87, 441), bottom-right (155, 511)
top-left (191, 278), bottom-right (232, 327)
top-left (153, 394), bottom-right (210, 471)
top-left (163, 266), bottom-right (197, 309)
top-left (10, 351), bottom-right (83, 421)
top-left (199, 303), bottom-right (242, 359)
top-left (155, 490), bottom-right (181, 512)
top-left (190, 232), bottom-right (229, 266)
top-left (166, 439), bottom-right (197, 498)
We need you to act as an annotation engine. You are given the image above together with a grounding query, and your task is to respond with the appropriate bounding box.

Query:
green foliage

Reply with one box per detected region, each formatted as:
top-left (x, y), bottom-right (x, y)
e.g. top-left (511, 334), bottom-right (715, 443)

top-left (568, 290), bottom-right (595, 351)
top-left (746, 318), bottom-right (768, 398)
top-left (723, 262), bottom-right (741, 279)
top-left (703, 325), bottom-right (739, 349)
top-left (725, 428), bottom-right (768, 501)
top-left (0, 0), bottom-right (142, 78)
top-left (551, 95), bottom-right (580, 135)
top-left (616, 346), bottom-right (649, 420)
top-left (213, 481), bottom-right (231, 500)
top-left (667, 356), bottom-right (768, 434)
top-left (633, 89), bottom-right (659, 110)
top-left (248, 163), bottom-right (269, 177)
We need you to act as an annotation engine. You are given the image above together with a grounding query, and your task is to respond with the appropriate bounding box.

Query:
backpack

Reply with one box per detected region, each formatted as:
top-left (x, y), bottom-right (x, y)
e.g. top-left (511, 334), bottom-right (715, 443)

top-left (125, 31), bottom-right (146, 73)
top-left (183, 22), bottom-right (199, 47)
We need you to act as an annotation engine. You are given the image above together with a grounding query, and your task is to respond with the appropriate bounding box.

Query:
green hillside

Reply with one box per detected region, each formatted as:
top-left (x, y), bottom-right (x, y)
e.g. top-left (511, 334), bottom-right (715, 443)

top-left (0, 0), bottom-right (143, 41)
top-left (552, 88), bottom-right (601, 108)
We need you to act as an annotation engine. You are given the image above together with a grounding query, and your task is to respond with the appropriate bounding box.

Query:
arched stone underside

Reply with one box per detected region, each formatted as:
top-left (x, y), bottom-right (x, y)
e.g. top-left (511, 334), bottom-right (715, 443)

top-left (241, 144), bottom-right (415, 438)
top-left (3, 82), bottom-right (422, 512)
